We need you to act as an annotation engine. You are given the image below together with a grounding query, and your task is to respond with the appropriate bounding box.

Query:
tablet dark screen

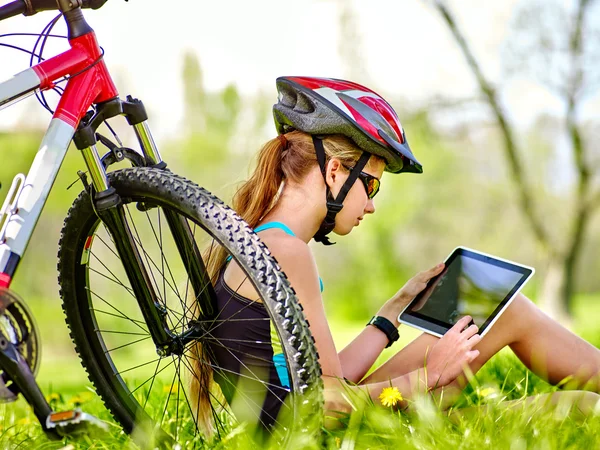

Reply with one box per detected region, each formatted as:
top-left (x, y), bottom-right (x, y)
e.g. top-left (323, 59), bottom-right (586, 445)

top-left (402, 249), bottom-right (531, 332)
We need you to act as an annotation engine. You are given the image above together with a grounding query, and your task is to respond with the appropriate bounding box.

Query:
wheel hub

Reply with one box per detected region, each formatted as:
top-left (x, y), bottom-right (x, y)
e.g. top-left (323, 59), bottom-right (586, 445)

top-left (156, 319), bottom-right (206, 357)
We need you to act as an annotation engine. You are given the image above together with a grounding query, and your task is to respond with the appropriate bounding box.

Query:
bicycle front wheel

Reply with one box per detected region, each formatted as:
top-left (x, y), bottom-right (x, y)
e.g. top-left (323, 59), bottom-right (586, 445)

top-left (57, 167), bottom-right (322, 448)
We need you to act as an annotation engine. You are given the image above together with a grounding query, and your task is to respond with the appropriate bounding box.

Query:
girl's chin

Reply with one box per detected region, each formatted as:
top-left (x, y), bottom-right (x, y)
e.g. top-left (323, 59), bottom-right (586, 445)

top-left (333, 224), bottom-right (355, 236)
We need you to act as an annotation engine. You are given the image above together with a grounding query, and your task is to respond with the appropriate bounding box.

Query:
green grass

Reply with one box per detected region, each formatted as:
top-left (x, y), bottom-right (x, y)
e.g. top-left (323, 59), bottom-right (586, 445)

top-left (1, 294), bottom-right (599, 449)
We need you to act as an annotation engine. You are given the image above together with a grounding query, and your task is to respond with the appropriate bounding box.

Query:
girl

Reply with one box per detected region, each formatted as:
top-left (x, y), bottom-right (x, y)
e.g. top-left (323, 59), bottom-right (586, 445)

top-left (192, 76), bottom-right (600, 431)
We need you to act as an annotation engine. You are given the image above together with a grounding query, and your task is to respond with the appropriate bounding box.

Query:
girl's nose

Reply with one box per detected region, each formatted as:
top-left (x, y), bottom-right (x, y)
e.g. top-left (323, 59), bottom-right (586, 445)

top-left (365, 198), bottom-right (375, 214)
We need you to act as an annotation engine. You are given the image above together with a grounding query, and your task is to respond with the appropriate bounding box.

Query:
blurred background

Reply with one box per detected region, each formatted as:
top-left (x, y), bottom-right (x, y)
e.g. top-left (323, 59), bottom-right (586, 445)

top-left (0, 0), bottom-right (599, 392)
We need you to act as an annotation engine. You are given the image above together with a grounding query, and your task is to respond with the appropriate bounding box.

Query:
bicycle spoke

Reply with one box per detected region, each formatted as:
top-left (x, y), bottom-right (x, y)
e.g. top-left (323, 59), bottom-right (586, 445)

top-left (117, 356), bottom-right (164, 377)
top-left (143, 357), bottom-right (163, 410)
top-left (171, 356), bottom-right (208, 442)
top-left (102, 214), bottom-right (181, 326)
top-left (91, 308), bottom-right (148, 328)
top-left (198, 317), bottom-right (270, 324)
top-left (125, 231), bottom-right (185, 324)
top-left (89, 254), bottom-right (135, 297)
top-left (157, 209), bottom-right (167, 307)
top-left (204, 336), bottom-right (270, 346)
top-left (184, 346), bottom-right (289, 394)
top-left (200, 336), bottom-right (279, 367)
top-left (141, 207), bottom-right (175, 332)
top-left (205, 272), bottom-right (248, 334)
top-left (87, 288), bottom-right (149, 334)
top-left (180, 353), bottom-right (233, 438)
top-left (105, 335), bottom-right (151, 354)
top-left (186, 232), bottom-right (214, 322)
top-left (95, 329), bottom-right (149, 337)
top-left (175, 356), bottom-right (181, 441)
top-left (128, 357), bottom-right (176, 395)
top-left (95, 232), bottom-right (121, 261)
top-left (102, 223), bottom-right (116, 245)
top-left (158, 358), bottom-right (179, 429)
top-left (206, 343), bottom-right (290, 411)
top-left (204, 277), bottom-right (263, 340)
top-left (183, 222), bottom-right (198, 319)
top-left (169, 295), bottom-right (202, 332)
top-left (144, 208), bottom-right (182, 307)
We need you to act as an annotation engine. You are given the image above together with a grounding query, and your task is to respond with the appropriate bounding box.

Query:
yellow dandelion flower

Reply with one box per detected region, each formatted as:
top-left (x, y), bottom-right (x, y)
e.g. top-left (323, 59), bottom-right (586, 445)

top-left (46, 393), bottom-right (61, 403)
top-left (163, 383), bottom-right (179, 394)
top-left (478, 387), bottom-right (496, 398)
top-left (379, 386), bottom-right (403, 408)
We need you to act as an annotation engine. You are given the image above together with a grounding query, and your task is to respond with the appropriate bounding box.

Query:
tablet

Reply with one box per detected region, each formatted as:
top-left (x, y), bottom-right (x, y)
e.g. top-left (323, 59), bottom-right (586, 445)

top-left (398, 247), bottom-right (535, 338)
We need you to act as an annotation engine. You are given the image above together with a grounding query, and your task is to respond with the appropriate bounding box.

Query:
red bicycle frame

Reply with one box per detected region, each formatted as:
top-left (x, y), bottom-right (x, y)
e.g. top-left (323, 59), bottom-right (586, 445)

top-left (33, 31), bottom-right (118, 128)
top-left (0, 6), bottom-right (162, 290)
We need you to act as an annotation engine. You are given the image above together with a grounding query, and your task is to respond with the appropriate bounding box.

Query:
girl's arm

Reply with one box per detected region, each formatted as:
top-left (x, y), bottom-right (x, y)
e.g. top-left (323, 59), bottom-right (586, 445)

top-left (268, 237), bottom-right (346, 378)
top-left (338, 263), bottom-right (446, 382)
top-left (266, 238), bottom-right (479, 410)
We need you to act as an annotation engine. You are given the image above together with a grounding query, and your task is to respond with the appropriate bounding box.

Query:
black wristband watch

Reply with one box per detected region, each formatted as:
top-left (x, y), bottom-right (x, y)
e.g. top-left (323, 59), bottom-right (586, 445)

top-left (367, 316), bottom-right (399, 348)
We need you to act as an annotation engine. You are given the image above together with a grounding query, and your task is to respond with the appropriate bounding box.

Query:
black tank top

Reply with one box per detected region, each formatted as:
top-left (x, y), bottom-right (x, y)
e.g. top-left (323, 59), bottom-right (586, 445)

top-left (209, 265), bottom-right (290, 429)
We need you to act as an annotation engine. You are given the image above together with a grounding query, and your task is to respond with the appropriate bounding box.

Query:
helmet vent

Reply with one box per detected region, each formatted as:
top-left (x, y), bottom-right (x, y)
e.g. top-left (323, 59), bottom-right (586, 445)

top-left (279, 88), bottom-right (296, 107)
top-left (294, 92), bottom-right (315, 114)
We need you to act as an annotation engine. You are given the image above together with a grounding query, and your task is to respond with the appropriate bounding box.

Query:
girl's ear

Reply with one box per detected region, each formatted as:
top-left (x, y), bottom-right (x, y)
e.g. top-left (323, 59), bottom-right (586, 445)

top-left (325, 158), bottom-right (343, 188)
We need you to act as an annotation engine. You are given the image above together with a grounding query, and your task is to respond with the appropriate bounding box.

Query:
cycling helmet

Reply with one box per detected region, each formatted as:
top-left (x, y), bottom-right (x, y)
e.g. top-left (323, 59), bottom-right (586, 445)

top-left (273, 76), bottom-right (422, 174)
top-left (272, 76), bottom-right (422, 245)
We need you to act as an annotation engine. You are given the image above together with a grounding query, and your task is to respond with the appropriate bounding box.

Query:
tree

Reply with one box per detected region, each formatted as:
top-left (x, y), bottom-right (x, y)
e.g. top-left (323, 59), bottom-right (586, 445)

top-left (431, 0), bottom-right (600, 320)
top-left (336, 0), bottom-right (370, 85)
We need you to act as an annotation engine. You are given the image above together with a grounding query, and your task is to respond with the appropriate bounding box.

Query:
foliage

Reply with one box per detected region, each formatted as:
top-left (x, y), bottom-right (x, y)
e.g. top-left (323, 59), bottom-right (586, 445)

top-left (1, 316), bottom-right (599, 449)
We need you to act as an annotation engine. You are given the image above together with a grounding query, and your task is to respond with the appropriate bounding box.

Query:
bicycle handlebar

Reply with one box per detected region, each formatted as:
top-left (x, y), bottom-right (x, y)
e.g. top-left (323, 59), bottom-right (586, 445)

top-left (0, 0), bottom-right (110, 21)
top-left (0, 0), bottom-right (26, 20)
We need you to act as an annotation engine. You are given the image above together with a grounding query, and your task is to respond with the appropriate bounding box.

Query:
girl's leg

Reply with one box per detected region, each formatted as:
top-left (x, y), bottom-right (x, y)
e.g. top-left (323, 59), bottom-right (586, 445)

top-left (363, 294), bottom-right (600, 391)
top-left (449, 391), bottom-right (600, 422)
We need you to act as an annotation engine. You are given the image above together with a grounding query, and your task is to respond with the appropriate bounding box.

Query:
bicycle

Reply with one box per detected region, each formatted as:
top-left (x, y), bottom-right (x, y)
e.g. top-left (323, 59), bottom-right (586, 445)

top-left (0, 0), bottom-right (323, 447)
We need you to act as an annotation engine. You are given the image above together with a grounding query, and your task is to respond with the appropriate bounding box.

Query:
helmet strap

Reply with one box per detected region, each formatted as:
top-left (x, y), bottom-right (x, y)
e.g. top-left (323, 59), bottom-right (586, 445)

top-left (312, 136), bottom-right (370, 245)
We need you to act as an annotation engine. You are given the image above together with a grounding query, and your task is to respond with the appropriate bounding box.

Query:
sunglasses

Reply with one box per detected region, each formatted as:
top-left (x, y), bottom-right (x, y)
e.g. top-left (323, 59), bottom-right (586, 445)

top-left (342, 164), bottom-right (381, 199)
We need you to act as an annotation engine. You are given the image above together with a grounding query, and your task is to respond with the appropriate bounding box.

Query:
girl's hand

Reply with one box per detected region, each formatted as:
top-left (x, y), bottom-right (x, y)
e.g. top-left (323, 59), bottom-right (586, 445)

top-left (377, 263), bottom-right (446, 325)
top-left (425, 315), bottom-right (482, 388)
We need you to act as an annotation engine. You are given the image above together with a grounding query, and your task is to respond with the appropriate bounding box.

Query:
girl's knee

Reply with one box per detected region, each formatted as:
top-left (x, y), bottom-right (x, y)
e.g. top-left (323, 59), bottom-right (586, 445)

top-left (501, 293), bottom-right (540, 330)
top-left (509, 293), bottom-right (536, 314)
top-left (572, 391), bottom-right (600, 413)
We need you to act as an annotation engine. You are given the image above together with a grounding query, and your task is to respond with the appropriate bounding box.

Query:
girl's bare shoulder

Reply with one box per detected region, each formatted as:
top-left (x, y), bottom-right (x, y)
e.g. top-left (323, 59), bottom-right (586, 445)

top-left (258, 231), bottom-right (321, 296)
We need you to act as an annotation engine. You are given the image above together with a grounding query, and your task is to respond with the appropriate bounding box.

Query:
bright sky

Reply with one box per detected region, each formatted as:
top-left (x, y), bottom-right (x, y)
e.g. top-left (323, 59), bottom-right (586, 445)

top-left (0, 0), bottom-right (595, 143)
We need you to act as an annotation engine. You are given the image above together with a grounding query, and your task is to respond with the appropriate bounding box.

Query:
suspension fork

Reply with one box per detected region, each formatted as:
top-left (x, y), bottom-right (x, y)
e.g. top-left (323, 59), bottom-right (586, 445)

top-left (74, 97), bottom-right (173, 349)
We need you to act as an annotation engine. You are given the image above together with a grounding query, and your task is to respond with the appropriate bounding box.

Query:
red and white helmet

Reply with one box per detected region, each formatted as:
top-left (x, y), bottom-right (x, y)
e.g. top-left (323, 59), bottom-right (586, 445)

top-left (273, 76), bottom-right (422, 174)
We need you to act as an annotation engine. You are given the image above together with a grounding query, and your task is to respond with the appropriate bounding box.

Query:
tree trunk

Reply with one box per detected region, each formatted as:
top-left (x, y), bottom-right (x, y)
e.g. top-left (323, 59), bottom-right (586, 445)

top-left (540, 257), bottom-right (573, 328)
top-left (432, 1), bottom-right (600, 321)
top-left (562, 204), bottom-right (590, 315)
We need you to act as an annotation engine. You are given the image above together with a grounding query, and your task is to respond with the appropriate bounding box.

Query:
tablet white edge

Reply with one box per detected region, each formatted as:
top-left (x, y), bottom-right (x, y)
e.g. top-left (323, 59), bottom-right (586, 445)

top-left (397, 246), bottom-right (536, 338)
